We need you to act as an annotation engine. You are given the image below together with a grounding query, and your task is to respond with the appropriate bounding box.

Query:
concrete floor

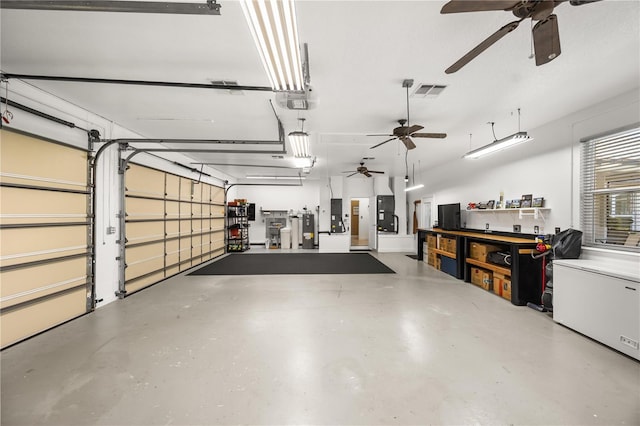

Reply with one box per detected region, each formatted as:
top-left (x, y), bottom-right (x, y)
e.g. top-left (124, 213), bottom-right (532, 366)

top-left (2, 251), bottom-right (639, 425)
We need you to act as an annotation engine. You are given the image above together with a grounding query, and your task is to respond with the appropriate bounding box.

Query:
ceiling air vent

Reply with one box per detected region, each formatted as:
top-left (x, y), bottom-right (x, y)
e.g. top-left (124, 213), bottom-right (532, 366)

top-left (210, 80), bottom-right (244, 95)
top-left (413, 84), bottom-right (447, 98)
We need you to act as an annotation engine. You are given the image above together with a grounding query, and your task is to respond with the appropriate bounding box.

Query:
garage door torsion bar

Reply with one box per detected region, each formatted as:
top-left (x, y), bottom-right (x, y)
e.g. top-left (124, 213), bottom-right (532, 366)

top-left (2, 74), bottom-right (272, 92)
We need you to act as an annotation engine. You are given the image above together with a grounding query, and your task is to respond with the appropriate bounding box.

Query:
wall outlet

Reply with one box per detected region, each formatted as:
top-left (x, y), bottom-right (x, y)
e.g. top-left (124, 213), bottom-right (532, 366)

top-left (513, 224), bottom-right (521, 232)
top-left (620, 335), bottom-right (639, 350)
top-left (555, 227), bottom-right (561, 234)
top-left (534, 225), bottom-right (539, 234)
top-left (485, 223), bottom-right (490, 230)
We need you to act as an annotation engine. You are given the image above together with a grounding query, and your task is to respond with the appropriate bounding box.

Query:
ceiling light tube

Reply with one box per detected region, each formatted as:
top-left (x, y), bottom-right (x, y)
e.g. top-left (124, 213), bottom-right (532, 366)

top-left (288, 131), bottom-right (310, 157)
top-left (241, 0), bottom-right (304, 91)
top-left (404, 183), bottom-right (425, 192)
top-left (464, 131), bottom-right (533, 159)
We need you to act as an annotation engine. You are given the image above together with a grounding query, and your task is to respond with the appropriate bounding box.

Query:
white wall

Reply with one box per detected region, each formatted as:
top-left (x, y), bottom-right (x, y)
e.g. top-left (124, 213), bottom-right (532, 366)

top-left (409, 89), bottom-right (640, 237)
top-left (236, 180), bottom-right (321, 244)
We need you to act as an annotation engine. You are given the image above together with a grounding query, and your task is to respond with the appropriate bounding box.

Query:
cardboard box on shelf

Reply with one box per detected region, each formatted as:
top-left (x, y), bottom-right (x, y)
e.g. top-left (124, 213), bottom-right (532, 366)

top-left (428, 252), bottom-right (437, 267)
top-left (494, 273), bottom-right (512, 300)
top-left (469, 242), bottom-right (503, 262)
top-left (427, 235), bottom-right (437, 248)
top-left (492, 273), bottom-right (509, 296)
top-left (470, 267), bottom-right (492, 291)
top-left (440, 237), bottom-right (457, 254)
top-left (436, 257), bottom-right (442, 270)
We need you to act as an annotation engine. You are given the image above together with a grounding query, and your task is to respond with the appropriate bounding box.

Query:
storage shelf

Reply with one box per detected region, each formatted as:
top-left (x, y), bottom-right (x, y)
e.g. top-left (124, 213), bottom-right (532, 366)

top-left (466, 207), bottom-right (550, 221)
top-left (466, 258), bottom-right (511, 276)
top-left (432, 248), bottom-right (456, 259)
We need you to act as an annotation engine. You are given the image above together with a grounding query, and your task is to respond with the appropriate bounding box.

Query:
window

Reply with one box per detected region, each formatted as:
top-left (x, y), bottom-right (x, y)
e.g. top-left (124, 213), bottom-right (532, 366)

top-left (581, 126), bottom-right (640, 251)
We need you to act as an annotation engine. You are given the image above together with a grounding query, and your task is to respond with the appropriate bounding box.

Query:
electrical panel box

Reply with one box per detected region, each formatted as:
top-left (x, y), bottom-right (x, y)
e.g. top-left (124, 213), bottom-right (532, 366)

top-left (377, 195), bottom-right (395, 232)
top-left (330, 198), bottom-right (344, 233)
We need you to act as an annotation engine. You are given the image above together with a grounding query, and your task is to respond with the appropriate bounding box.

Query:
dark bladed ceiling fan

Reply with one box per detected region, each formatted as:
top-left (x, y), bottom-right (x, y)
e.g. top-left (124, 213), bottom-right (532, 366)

top-left (440, 0), bottom-right (603, 74)
top-left (342, 159), bottom-right (384, 178)
top-left (368, 80), bottom-right (447, 150)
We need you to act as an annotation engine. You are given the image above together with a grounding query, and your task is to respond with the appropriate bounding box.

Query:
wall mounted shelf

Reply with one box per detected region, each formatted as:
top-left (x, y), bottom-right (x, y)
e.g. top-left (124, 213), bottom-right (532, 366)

top-left (465, 208), bottom-right (550, 221)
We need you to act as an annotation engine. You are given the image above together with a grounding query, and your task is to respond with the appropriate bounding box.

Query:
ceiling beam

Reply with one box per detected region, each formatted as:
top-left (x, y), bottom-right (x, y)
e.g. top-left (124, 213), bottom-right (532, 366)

top-left (0, 0), bottom-right (221, 15)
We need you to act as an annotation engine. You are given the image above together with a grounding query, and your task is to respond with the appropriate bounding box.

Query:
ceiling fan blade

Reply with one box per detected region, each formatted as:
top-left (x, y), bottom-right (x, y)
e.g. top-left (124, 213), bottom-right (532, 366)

top-left (441, 0), bottom-right (520, 14)
top-left (533, 14), bottom-right (561, 66)
top-left (445, 19), bottom-right (522, 74)
top-left (401, 137), bottom-right (417, 150)
top-left (412, 132), bottom-right (448, 139)
top-left (370, 137), bottom-right (397, 149)
top-left (366, 133), bottom-right (394, 137)
top-left (346, 172), bottom-right (358, 178)
top-left (406, 125), bottom-right (425, 134)
top-left (569, 0), bottom-right (602, 5)
top-left (364, 172), bottom-right (372, 177)
top-left (368, 170), bottom-right (385, 174)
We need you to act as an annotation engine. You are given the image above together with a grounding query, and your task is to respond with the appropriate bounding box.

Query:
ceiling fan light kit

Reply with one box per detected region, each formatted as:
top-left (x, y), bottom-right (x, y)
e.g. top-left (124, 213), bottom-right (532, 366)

top-left (463, 131), bottom-right (533, 159)
top-left (240, 0), bottom-right (305, 92)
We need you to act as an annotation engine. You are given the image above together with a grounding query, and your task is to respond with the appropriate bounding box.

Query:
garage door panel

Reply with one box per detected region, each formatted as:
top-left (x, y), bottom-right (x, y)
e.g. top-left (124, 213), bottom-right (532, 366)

top-left (1, 288), bottom-right (87, 348)
top-left (1, 131), bottom-right (87, 190)
top-left (211, 186), bottom-right (224, 204)
top-left (126, 164), bottom-right (164, 197)
top-left (0, 226), bottom-right (87, 267)
top-left (126, 198), bottom-right (165, 220)
top-left (0, 187), bottom-right (86, 224)
top-left (124, 164), bottom-right (225, 294)
top-left (125, 272), bottom-right (165, 294)
top-left (126, 255), bottom-right (164, 281)
top-left (1, 257), bottom-right (87, 299)
top-left (166, 201), bottom-right (180, 219)
top-left (126, 221), bottom-right (164, 244)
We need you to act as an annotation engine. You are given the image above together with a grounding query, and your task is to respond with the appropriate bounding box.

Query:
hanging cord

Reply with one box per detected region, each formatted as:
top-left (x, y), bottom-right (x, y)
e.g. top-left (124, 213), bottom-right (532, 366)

top-left (2, 81), bottom-right (13, 124)
top-left (468, 133), bottom-right (473, 150)
top-left (406, 83), bottom-right (410, 128)
top-left (488, 121), bottom-right (497, 141)
top-left (404, 147), bottom-right (409, 181)
top-left (517, 107), bottom-right (522, 132)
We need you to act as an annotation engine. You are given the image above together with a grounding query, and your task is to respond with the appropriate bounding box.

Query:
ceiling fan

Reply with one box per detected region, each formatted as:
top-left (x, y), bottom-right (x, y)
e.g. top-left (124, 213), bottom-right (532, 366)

top-left (342, 160), bottom-right (384, 178)
top-left (440, 0), bottom-right (603, 74)
top-left (368, 80), bottom-right (447, 150)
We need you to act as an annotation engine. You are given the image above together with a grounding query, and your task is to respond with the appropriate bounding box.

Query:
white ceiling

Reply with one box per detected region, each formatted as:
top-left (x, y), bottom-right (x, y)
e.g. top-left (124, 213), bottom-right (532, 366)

top-left (1, 0), bottom-right (639, 181)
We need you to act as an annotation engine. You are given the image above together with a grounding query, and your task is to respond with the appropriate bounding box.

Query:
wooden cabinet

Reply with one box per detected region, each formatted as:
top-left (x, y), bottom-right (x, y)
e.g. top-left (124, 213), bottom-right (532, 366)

top-left (419, 228), bottom-right (543, 305)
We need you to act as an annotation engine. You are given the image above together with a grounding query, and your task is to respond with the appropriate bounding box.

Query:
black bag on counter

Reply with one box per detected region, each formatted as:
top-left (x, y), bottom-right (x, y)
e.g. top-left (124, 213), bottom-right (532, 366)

top-left (552, 229), bottom-right (583, 259)
top-left (487, 251), bottom-right (511, 266)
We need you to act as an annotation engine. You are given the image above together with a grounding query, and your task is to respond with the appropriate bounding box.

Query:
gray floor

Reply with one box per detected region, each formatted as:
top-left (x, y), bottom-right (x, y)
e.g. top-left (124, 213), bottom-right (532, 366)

top-left (2, 250), bottom-right (639, 425)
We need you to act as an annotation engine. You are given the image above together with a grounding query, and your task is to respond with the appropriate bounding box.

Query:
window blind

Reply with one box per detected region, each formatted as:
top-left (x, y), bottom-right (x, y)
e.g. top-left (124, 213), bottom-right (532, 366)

top-left (581, 126), bottom-right (640, 250)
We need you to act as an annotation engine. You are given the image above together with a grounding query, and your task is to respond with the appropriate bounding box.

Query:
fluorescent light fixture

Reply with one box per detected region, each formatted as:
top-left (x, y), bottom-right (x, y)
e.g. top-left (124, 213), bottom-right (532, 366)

top-left (240, 0), bottom-right (304, 91)
top-left (293, 157), bottom-right (313, 168)
top-left (288, 131), bottom-right (310, 158)
top-left (246, 175), bottom-right (305, 180)
top-left (464, 131), bottom-right (533, 159)
top-left (404, 183), bottom-right (424, 192)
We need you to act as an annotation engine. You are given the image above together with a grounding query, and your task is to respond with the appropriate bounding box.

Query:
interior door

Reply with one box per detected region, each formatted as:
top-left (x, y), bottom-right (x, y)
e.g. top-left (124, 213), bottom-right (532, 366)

top-left (350, 200), bottom-right (359, 243)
